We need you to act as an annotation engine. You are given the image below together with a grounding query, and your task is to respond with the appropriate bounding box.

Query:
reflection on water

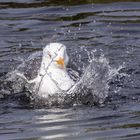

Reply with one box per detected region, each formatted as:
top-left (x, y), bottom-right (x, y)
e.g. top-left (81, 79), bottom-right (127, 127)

top-left (1, 104), bottom-right (140, 140)
top-left (0, 0), bottom-right (140, 139)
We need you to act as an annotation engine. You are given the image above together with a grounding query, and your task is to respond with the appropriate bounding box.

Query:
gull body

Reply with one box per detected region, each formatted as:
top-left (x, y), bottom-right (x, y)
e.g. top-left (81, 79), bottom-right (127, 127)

top-left (38, 65), bottom-right (74, 98)
top-left (20, 43), bottom-right (74, 98)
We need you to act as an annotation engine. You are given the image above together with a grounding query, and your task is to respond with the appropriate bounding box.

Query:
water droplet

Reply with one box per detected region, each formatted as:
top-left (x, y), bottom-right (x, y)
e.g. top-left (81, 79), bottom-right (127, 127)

top-left (19, 43), bottom-right (22, 48)
top-left (66, 8), bottom-right (69, 11)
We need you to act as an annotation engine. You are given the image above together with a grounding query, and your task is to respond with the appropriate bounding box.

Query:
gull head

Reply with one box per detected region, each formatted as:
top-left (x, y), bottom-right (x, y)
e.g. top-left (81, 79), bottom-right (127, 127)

top-left (43, 43), bottom-right (69, 69)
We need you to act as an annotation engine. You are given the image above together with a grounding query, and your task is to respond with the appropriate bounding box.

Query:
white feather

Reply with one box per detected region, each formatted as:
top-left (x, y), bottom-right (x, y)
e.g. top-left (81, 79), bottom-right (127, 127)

top-left (17, 43), bottom-right (74, 98)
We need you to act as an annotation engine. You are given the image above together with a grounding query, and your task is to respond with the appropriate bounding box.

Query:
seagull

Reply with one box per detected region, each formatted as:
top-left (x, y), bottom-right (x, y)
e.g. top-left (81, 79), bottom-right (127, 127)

top-left (16, 43), bottom-right (75, 98)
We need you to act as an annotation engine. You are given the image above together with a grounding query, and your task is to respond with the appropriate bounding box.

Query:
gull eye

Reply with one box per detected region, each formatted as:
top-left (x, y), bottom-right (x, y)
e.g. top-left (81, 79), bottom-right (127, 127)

top-left (48, 52), bottom-right (51, 58)
top-left (48, 54), bottom-right (51, 58)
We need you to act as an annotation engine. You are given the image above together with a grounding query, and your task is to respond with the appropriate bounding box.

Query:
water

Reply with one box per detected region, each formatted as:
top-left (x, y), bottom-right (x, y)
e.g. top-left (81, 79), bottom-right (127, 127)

top-left (0, 0), bottom-right (140, 139)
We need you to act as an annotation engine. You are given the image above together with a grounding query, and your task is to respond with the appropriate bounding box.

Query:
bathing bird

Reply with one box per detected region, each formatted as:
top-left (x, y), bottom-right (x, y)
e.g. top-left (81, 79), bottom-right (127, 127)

top-left (17, 43), bottom-right (75, 98)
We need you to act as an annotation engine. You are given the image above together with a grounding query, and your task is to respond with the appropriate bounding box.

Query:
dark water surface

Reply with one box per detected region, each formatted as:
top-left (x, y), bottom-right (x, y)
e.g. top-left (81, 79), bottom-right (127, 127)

top-left (0, 0), bottom-right (140, 140)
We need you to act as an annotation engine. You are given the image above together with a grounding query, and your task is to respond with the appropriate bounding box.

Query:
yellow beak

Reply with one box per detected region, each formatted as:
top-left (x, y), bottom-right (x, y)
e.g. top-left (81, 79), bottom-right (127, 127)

top-left (56, 57), bottom-right (65, 68)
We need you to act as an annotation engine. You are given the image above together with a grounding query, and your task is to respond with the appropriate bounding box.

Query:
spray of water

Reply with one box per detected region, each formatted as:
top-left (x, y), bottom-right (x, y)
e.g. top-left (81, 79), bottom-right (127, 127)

top-left (0, 46), bottom-right (126, 108)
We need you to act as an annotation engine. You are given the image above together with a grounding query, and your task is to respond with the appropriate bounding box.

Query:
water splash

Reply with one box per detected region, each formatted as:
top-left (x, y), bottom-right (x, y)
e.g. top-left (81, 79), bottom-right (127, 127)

top-left (0, 47), bottom-right (126, 108)
top-left (67, 53), bottom-right (126, 106)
